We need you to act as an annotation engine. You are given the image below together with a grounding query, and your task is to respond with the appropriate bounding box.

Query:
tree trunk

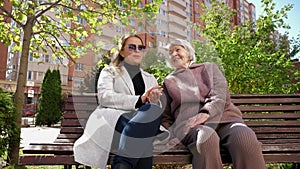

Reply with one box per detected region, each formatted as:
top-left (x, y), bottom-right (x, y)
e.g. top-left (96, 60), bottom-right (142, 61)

top-left (8, 19), bottom-right (34, 165)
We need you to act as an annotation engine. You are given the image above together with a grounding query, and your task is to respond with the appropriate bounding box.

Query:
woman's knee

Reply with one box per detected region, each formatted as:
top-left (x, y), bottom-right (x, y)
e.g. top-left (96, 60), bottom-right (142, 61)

top-left (183, 125), bottom-right (219, 146)
top-left (196, 126), bottom-right (219, 147)
top-left (228, 124), bottom-right (261, 148)
top-left (132, 104), bottom-right (162, 124)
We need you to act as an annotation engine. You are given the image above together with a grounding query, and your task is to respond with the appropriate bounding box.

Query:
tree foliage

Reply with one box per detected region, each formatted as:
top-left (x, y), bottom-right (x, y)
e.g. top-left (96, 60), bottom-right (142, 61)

top-left (0, 0), bottom-right (161, 164)
top-left (36, 68), bottom-right (62, 127)
top-left (290, 33), bottom-right (300, 59)
top-left (0, 88), bottom-right (18, 165)
top-left (194, 0), bottom-right (299, 94)
top-left (142, 48), bottom-right (173, 85)
top-left (80, 51), bottom-right (111, 94)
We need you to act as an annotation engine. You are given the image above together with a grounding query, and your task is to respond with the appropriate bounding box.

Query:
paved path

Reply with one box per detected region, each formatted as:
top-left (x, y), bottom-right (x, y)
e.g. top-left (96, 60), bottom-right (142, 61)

top-left (20, 127), bottom-right (60, 148)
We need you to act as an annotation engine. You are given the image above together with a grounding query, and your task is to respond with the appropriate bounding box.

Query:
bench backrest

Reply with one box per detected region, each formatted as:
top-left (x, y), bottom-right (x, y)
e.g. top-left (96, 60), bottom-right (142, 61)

top-left (57, 94), bottom-right (300, 144)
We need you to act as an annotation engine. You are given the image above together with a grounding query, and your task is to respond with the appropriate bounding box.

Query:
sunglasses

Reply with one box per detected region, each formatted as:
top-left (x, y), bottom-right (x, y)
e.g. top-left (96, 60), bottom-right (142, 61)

top-left (127, 44), bottom-right (146, 52)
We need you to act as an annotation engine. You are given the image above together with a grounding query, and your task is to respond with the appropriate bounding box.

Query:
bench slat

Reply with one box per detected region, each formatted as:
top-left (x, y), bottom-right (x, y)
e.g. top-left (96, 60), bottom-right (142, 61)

top-left (19, 155), bottom-right (76, 165)
top-left (243, 113), bottom-right (300, 119)
top-left (54, 139), bottom-right (77, 143)
top-left (61, 120), bottom-right (86, 127)
top-left (246, 121), bottom-right (300, 127)
top-left (232, 98), bottom-right (300, 104)
top-left (259, 139), bottom-right (300, 144)
top-left (60, 127), bottom-right (84, 134)
top-left (238, 105), bottom-right (300, 112)
top-left (63, 104), bottom-right (97, 111)
top-left (231, 94), bottom-right (300, 99)
top-left (65, 95), bottom-right (98, 103)
top-left (22, 145), bottom-right (73, 155)
top-left (252, 128), bottom-right (300, 133)
top-left (63, 112), bottom-right (91, 119)
top-left (262, 144), bottom-right (300, 151)
top-left (56, 134), bottom-right (82, 139)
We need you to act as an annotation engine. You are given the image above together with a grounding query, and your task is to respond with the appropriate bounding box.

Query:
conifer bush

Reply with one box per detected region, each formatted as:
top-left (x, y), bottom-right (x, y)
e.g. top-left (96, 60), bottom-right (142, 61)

top-left (36, 69), bottom-right (62, 126)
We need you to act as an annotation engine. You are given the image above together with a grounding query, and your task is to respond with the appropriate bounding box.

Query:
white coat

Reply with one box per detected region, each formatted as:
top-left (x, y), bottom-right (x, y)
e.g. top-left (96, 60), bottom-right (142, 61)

top-left (73, 65), bottom-right (160, 169)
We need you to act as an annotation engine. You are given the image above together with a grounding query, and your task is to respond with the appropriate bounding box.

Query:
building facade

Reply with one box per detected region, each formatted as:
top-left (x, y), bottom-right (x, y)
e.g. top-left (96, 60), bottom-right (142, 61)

top-left (0, 0), bottom-right (258, 111)
top-left (0, 0), bottom-right (11, 80)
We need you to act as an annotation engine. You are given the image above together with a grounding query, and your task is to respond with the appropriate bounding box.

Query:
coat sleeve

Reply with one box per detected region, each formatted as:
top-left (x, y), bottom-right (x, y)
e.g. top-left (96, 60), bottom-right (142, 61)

top-left (97, 66), bottom-right (139, 111)
top-left (161, 82), bottom-right (177, 138)
top-left (201, 62), bottom-right (227, 122)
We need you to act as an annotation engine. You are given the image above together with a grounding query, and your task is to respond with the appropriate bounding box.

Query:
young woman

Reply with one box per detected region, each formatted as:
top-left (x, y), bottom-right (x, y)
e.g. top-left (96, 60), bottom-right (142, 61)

top-left (74, 34), bottom-right (164, 169)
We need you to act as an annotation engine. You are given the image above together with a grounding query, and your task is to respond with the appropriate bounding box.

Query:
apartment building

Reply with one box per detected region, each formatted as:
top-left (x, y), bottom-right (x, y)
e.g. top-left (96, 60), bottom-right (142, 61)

top-left (0, 0), bottom-right (256, 109)
top-left (0, 0), bottom-right (11, 80)
top-left (233, 0), bottom-right (256, 25)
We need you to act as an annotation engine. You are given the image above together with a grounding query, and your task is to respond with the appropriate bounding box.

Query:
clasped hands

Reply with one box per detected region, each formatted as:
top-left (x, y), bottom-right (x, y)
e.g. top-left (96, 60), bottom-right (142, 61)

top-left (141, 86), bottom-right (163, 104)
top-left (167, 113), bottom-right (210, 147)
top-left (183, 113), bottom-right (210, 135)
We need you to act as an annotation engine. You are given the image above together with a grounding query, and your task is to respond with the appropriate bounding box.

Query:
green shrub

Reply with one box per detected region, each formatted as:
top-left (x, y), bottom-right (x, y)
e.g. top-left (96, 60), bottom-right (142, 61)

top-left (0, 88), bottom-right (17, 165)
top-left (36, 68), bottom-right (62, 126)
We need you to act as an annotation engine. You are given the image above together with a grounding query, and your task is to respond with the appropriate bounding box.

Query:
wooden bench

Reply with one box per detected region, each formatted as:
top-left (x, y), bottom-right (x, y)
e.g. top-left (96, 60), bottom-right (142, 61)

top-left (19, 94), bottom-right (300, 168)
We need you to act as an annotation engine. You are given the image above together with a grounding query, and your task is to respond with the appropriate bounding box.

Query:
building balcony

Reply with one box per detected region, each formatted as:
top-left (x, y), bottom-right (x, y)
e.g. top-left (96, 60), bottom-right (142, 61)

top-left (168, 5), bottom-right (187, 18)
top-left (169, 0), bottom-right (187, 8)
top-left (168, 16), bottom-right (187, 28)
top-left (168, 26), bottom-right (186, 39)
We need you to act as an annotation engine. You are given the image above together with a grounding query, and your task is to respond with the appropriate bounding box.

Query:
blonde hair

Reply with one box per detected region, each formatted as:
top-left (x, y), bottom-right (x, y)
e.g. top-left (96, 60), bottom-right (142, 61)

top-left (110, 34), bottom-right (144, 74)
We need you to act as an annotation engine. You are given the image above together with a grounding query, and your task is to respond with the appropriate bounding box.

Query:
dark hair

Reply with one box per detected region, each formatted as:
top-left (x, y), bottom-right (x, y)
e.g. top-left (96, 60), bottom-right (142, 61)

top-left (110, 34), bottom-right (144, 73)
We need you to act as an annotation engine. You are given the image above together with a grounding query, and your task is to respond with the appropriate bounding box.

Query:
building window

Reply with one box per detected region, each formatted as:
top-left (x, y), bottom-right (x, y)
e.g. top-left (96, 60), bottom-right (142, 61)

top-left (44, 54), bottom-right (50, 63)
top-left (159, 9), bottom-right (166, 16)
top-left (77, 4), bottom-right (87, 25)
top-left (62, 40), bottom-right (70, 46)
top-left (38, 72), bottom-right (44, 82)
top-left (29, 52), bottom-right (33, 62)
top-left (77, 16), bottom-right (87, 25)
top-left (75, 63), bottom-right (84, 71)
top-left (131, 20), bottom-right (135, 26)
top-left (149, 41), bottom-right (154, 47)
top-left (138, 25), bottom-right (143, 32)
top-left (27, 71), bottom-right (33, 80)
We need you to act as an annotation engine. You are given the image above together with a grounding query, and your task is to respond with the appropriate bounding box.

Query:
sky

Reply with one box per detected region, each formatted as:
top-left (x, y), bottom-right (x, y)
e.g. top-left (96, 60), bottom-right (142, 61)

top-left (248, 0), bottom-right (300, 59)
top-left (248, 0), bottom-right (300, 39)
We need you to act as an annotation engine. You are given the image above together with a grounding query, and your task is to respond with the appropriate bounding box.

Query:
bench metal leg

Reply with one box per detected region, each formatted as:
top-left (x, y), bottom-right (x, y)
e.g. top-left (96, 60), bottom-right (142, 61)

top-left (64, 165), bottom-right (72, 169)
top-left (292, 163), bottom-right (299, 169)
top-left (74, 165), bottom-right (91, 169)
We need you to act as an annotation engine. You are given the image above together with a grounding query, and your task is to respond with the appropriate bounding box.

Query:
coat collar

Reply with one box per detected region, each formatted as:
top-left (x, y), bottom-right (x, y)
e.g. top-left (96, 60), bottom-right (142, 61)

top-left (120, 65), bottom-right (150, 95)
top-left (171, 63), bottom-right (204, 75)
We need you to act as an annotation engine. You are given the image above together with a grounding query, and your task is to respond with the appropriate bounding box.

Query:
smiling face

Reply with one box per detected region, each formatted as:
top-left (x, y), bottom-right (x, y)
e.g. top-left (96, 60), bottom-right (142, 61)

top-left (120, 36), bottom-right (145, 66)
top-left (169, 45), bottom-right (191, 69)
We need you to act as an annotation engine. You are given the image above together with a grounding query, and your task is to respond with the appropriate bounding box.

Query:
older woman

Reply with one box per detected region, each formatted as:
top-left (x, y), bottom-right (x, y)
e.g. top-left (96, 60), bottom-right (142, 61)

top-left (73, 34), bottom-right (165, 169)
top-left (161, 39), bottom-right (266, 169)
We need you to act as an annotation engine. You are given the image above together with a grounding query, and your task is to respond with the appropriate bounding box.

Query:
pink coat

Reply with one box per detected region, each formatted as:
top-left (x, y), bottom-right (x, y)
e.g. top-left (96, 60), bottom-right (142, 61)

top-left (162, 62), bottom-right (243, 138)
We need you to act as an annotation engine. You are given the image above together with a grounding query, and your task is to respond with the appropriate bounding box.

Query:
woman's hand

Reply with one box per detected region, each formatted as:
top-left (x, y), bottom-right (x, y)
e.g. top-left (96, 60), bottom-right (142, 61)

top-left (183, 113), bottom-right (209, 135)
top-left (141, 86), bottom-right (163, 104)
top-left (167, 137), bottom-right (182, 147)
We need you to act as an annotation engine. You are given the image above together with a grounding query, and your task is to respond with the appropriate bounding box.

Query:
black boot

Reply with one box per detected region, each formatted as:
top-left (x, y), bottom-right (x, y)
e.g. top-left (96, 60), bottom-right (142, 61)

top-left (111, 163), bottom-right (130, 169)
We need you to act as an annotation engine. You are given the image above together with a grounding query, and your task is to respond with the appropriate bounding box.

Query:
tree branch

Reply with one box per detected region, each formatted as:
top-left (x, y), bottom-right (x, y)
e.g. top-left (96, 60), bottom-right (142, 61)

top-left (0, 6), bottom-right (24, 27)
top-left (35, 0), bottom-right (62, 19)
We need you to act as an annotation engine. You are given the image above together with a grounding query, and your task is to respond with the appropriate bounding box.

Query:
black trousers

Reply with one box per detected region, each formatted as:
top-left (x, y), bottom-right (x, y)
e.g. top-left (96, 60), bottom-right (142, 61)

top-left (111, 104), bottom-right (162, 169)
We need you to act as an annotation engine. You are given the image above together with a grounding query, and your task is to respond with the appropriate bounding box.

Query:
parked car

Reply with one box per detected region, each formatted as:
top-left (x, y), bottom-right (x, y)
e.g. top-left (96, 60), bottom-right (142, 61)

top-left (23, 110), bottom-right (35, 117)
top-left (22, 104), bottom-right (37, 117)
